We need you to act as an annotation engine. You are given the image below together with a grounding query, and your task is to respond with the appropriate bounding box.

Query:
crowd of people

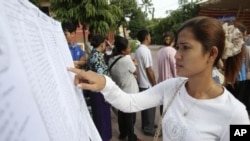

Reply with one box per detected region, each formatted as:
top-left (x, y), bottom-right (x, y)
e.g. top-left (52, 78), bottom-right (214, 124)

top-left (64, 16), bottom-right (250, 141)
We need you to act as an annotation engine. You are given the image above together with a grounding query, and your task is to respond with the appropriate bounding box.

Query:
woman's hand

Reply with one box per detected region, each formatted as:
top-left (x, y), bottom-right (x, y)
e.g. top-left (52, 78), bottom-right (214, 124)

top-left (105, 40), bottom-right (114, 49)
top-left (67, 67), bottom-right (106, 92)
top-left (73, 61), bottom-right (81, 68)
top-left (132, 58), bottom-right (138, 66)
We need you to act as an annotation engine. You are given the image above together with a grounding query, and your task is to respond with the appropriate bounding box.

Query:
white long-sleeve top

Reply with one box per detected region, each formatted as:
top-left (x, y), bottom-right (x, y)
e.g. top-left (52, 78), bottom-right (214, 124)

top-left (101, 76), bottom-right (250, 141)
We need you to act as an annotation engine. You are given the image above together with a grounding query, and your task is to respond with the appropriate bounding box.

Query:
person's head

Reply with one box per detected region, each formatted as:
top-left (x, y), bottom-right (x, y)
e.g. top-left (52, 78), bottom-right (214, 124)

top-left (175, 16), bottom-right (243, 84)
top-left (245, 34), bottom-right (250, 46)
top-left (113, 36), bottom-right (130, 56)
top-left (234, 22), bottom-right (247, 40)
top-left (137, 30), bottom-right (151, 45)
top-left (162, 31), bottom-right (176, 46)
top-left (91, 34), bottom-right (106, 53)
top-left (224, 21), bottom-right (246, 84)
top-left (62, 22), bottom-right (77, 44)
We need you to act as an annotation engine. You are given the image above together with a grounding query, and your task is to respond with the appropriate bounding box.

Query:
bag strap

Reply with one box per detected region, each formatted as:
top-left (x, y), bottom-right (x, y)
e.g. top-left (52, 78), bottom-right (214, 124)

top-left (153, 80), bottom-right (187, 141)
top-left (108, 55), bottom-right (123, 72)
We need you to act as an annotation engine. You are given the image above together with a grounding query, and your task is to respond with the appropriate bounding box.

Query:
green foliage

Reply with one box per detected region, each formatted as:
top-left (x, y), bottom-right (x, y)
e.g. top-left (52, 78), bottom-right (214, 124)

top-left (110, 0), bottom-right (138, 37)
top-left (178, 0), bottom-right (189, 5)
top-left (128, 8), bottom-right (147, 39)
top-left (140, 0), bottom-right (154, 19)
top-left (110, 0), bottom-right (137, 17)
top-left (110, 0), bottom-right (154, 37)
top-left (151, 2), bottom-right (199, 44)
top-left (129, 40), bottom-right (138, 53)
top-left (146, 19), bottom-right (160, 44)
top-left (50, 0), bottom-right (122, 36)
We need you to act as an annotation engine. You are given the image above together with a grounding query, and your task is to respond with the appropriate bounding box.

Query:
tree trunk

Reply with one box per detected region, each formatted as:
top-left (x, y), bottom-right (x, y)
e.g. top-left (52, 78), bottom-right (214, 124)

top-left (122, 25), bottom-right (126, 38)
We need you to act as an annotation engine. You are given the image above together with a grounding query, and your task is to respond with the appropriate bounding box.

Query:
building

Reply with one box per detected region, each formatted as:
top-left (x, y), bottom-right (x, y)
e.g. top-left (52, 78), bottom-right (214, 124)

top-left (198, 0), bottom-right (250, 33)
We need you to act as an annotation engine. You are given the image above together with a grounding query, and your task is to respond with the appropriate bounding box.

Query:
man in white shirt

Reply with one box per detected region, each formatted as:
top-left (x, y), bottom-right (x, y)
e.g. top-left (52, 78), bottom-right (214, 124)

top-left (135, 30), bottom-right (157, 136)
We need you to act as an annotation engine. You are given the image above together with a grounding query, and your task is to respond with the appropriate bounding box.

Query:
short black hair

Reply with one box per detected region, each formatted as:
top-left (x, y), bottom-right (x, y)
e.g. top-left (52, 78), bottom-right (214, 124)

top-left (137, 29), bottom-right (149, 43)
top-left (62, 22), bottom-right (77, 33)
top-left (91, 34), bottom-right (105, 48)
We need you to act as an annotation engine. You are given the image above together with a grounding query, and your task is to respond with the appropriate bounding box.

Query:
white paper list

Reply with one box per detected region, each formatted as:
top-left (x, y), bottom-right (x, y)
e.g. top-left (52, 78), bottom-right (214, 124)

top-left (0, 4), bottom-right (50, 141)
top-left (0, 0), bottom-right (101, 141)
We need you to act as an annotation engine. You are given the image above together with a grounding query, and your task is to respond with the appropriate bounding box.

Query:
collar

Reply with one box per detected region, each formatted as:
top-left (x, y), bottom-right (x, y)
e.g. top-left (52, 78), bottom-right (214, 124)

top-left (68, 43), bottom-right (78, 48)
top-left (92, 48), bottom-right (103, 54)
top-left (139, 44), bottom-right (148, 48)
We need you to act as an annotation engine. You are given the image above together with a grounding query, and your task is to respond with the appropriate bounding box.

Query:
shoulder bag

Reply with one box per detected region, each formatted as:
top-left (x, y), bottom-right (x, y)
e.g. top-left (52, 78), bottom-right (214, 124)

top-left (153, 80), bottom-right (186, 141)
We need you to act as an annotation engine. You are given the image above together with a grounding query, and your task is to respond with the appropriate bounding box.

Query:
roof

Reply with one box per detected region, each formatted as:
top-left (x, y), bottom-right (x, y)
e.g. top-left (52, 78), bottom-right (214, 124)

top-left (197, 0), bottom-right (250, 33)
top-left (198, 0), bottom-right (250, 10)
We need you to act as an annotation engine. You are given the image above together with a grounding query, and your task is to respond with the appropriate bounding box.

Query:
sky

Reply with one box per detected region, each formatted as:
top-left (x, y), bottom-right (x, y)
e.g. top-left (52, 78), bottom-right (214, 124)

top-left (137, 0), bottom-right (180, 18)
top-left (152, 0), bottom-right (180, 18)
top-left (137, 0), bottom-right (198, 18)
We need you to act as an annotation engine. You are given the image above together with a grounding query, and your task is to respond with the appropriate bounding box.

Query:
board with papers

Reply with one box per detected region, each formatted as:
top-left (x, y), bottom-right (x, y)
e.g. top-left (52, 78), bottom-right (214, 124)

top-left (0, 0), bottom-right (101, 141)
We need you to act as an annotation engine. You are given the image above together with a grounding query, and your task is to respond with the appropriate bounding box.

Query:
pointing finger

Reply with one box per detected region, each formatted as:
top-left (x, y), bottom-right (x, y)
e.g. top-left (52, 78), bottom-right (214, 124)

top-left (67, 67), bottom-right (84, 75)
top-left (67, 67), bottom-right (88, 85)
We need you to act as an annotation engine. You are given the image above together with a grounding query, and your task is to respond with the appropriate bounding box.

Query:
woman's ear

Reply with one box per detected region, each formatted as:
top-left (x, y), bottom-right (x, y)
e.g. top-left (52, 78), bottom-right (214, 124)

top-left (209, 46), bottom-right (219, 61)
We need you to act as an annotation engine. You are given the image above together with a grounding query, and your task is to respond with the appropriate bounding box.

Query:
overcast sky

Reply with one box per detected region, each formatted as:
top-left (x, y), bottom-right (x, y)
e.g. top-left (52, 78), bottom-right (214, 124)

top-left (137, 0), bottom-right (179, 18)
top-left (137, 0), bottom-right (198, 18)
top-left (152, 0), bottom-right (180, 18)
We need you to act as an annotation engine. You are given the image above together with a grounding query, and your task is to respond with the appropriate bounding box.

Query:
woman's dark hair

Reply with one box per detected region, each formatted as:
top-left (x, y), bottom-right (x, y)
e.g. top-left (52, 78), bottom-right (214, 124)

top-left (178, 16), bottom-right (243, 84)
top-left (162, 31), bottom-right (175, 46)
top-left (234, 22), bottom-right (247, 34)
top-left (91, 34), bottom-right (105, 48)
top-left (225, 21), bottom-right (246, 84)
top-left (113, 36), bottom-right (129, 55)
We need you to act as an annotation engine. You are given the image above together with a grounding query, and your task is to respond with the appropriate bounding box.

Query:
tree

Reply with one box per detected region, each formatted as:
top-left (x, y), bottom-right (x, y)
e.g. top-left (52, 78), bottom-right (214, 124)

top-left (128, 8), bottom-right (147, 39)
top-left (110, 0), bottom-right (137, 18)
top-left (146, 18), bottom-right (161, 44)
top-left (139, 0), bottom-right (154, 19)
top-left (49, 0), bottom-right (122, 36)
top-left (110, 0), bottom-right (138, 37)
top-left (151, 2), bottom-right (199, 44)
top-left (178, 0), bottom-right (189, 5)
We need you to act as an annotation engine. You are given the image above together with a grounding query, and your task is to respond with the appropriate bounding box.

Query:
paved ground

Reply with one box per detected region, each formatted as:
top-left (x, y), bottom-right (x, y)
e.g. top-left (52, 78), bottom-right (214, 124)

top-left (110, 45), bottom-right (163, 141)
top-left (110, 107), bottom-right (162, 141)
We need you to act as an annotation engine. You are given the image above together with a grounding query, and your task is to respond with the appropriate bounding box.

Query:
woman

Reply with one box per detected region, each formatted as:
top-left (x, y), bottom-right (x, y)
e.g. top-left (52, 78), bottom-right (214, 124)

top-left (86, 34), bottom-right (112, 141)
top-left (68, 17), bottom-right (250, 141)
top-left (108, 36), bottom-right (141, 141)
top-left (157, 31), bottom-right (177, 115)
top-left (157, 31), bottom-right (177, 83)
top-left (224, 22), bottom-right (250, 117)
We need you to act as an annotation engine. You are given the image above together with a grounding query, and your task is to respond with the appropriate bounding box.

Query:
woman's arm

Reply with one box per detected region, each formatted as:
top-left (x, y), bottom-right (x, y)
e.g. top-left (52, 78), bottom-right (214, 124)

top-left (67, 68), bottom-right (165, 112)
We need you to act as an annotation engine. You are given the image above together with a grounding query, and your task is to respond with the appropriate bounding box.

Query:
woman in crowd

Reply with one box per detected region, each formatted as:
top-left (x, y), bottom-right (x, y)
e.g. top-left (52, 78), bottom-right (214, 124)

top-left (86, 34), bottom-right (112, 141)
top-left (157, 31), bottom-right (177, 114)
top-left (108, 36), bottom-right (141, 141)
top-left (224, 22), bottom-right (250, 116)
top-left (68, 17), bottom-right (250, 141)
